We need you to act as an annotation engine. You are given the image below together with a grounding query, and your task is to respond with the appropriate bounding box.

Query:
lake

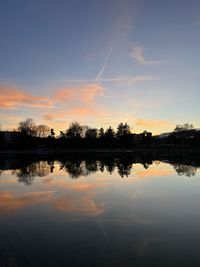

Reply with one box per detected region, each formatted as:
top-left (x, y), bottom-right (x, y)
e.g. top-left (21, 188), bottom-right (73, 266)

top-left (0, 152), bottom-right (200, 267)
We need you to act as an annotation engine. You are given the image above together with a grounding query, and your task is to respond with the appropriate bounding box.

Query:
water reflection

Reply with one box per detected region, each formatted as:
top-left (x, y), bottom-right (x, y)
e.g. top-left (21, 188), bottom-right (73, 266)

top-left (0, 153), bottom-right (200, 185)
top-left (0, 153), bottom-right (200, 266)
top-left (173, 164), bottom-right (197, 177)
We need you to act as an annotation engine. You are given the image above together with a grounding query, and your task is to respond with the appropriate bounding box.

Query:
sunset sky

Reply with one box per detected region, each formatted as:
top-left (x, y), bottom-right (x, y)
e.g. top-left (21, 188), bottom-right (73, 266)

top-left (0, 0), bottom-right (200, 134)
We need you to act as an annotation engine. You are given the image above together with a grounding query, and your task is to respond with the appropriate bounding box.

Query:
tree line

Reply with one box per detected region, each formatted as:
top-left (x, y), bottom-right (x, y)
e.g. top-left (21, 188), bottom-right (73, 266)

top-left (0, 118), bottom-right (200, 150)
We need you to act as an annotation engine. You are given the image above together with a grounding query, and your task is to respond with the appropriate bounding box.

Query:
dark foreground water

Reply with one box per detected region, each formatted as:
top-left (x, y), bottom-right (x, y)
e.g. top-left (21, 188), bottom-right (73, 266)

top-left (0, 153), bottom-right (200, 267)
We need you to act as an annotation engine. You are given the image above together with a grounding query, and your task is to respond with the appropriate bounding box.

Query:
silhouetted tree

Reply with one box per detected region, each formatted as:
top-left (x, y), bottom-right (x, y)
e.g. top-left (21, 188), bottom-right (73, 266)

top-left (174, 123), bottom-right (194, 132)
top-left (116, 123), bottom-right (131, 138)
top-left (173, 123), bottom-right (195, 141)
top-left (50, 128), bottom-right (55, 138)
top-left (60, 131), bottom-right (65, 137)
top-left (99, 127), bottom-right (105, 138)
top-left (36, 124), bottom-right (51, 138)
top-left (85, 128), bottom-right (98, 139)
top-left (105, 127), bottom-right (115, 139)
top-left (66, 122), bottom-right (83, 139)
top-left (18, 118), bottom-right (37, 136)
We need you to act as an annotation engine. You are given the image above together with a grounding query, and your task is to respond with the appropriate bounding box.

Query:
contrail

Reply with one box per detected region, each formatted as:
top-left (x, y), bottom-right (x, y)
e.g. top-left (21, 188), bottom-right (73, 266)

top-left (96, 220), bottom-right (107, 238)
top-left (96, 220), bottom-right (111, 245)
top-left (95, 47), bottom-right (113, 81)
top-left (46, 75), bottom-right (155, 84)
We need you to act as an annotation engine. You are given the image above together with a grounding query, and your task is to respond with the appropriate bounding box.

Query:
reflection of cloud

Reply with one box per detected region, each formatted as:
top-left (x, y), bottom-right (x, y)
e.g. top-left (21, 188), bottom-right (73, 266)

top-left (0, 179), bottom-right (17, 184)
top-left (0, 86), bottom-right (52, 109)
top-left (0, 191), bottom-right (54, 214)
top-left (0, 181), bottom-right (105, 216)
top-left (131, 46), bottom-right (164, 65)
top-left (136, 169), bottom-right (173, 179)
top-left (136, 238), bottom-right (165, 257)
top-left (53, 193), bottom-right (104, 216)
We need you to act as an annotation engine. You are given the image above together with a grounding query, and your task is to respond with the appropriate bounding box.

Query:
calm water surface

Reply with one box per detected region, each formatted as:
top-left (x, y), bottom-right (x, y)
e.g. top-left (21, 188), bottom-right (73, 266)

top-left (0, 154), bottom-right (200, 267)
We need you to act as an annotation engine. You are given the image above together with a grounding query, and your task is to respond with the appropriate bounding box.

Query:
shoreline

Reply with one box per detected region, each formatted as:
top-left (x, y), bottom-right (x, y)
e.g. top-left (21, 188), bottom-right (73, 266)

top-left (1, 148), bottom-right (200, 155)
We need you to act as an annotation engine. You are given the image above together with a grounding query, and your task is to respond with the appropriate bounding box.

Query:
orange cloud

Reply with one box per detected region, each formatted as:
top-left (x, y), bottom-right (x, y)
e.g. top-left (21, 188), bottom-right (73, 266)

top-left (135, 119), bottom-right (171, 128)
top-left (53, 193), bottom-right (104, 215)
top-left (0, 83), bottom-right (104, 110)
top-left (0, 86), bottom-right (52, 109)
top-left (136, 168), bottom-right (174, 179)
top-left (43, 107), bottom-right (105, 121)
top-left (0, 115), bottom-right (22, 121)
top-left (0, 191), bottom-right (54, 214)
top-left (54, 84), bottom-right (104, 104)
top-left (69, 107), bottom-right (105, 116)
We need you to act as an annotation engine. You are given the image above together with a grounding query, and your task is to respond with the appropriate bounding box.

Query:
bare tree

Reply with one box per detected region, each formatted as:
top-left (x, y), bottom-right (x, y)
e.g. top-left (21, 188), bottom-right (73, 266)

top-left (36, 124), bottom-right (51, 138)
top-left (18, 118), bottom-right (37, 136)
top-left (174, 123), bottom-right (194, 132)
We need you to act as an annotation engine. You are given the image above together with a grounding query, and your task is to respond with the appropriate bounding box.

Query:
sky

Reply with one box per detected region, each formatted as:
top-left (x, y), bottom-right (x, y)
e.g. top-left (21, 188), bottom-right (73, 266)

top-left (0, 0), bottom-right (200, 134)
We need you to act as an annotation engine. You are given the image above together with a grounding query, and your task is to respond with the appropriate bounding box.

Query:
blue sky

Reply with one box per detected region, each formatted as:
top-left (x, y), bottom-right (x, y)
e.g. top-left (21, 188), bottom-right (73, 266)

top-left (0, 0), bottom-right (200, 134)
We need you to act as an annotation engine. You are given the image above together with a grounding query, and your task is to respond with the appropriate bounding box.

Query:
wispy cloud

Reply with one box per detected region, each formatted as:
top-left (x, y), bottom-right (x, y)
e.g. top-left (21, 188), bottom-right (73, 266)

top-left (131, 46), bottom-right (165, 65)
top-left (135, 119), bottom-right (171, 128)
top-left (0, 84), bottom-right (104, 109)
top-left (46, 75), bottom-right (156, 85)
top-left (193, 17), bottom-right (200, 26)
top-left (43, 107), bottom-right (105, 121)
top-left (54, 84), bottom-right (104, 104)
top-left (0, 86), bottom-right (52, 109)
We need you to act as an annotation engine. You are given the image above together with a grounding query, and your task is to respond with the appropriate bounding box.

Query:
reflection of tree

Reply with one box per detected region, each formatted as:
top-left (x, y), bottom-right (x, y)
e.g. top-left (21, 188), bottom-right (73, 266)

top-left (85, 160), bottom-right (99, 174)
top-left (116, 159), bottom-right (132, 178)
top-left (60, 158), bottom-right (134, 178)
top-left (48, 161), bottom-right (55, 173)
top-left (143, 163), bottom-right (149, 169)
top-left (173, 164), bottom-right (197, 177)
top-left (12, 161), bottom-right (51, 185)
top-left (104, 159), bottom-right (116, 174)
top-left (4, 156), bottom-right (171, 182)
top-left (62, 160), bottom-right (89, 179)
top-left (99, 161), bottom-right (105, 172)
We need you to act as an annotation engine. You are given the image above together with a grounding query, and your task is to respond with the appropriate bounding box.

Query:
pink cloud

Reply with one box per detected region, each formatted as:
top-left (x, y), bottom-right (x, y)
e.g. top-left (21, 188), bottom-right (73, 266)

top-left (135, 119), bottom-right (171, 128)
top-left (43, 107), bottom-right (105, 121)
top-left (54, 84), bottom-right (104, 104)
top-left (0, 86), bottom-right (52, 109)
